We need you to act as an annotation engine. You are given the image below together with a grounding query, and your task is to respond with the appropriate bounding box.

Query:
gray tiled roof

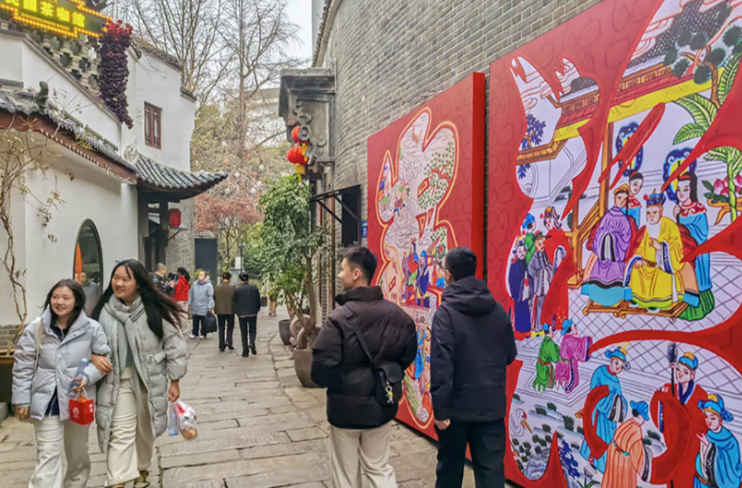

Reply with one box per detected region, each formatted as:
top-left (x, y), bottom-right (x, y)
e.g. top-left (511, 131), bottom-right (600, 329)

top-left (0, 81), bottom-right (135, 172)
top-left (136, 155), bottom-right (227, 191)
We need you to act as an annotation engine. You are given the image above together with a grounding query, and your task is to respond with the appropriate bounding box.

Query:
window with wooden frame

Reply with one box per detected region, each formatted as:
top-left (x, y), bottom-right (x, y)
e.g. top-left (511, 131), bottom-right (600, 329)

top-left (144, 103), bottom-right (162, 148)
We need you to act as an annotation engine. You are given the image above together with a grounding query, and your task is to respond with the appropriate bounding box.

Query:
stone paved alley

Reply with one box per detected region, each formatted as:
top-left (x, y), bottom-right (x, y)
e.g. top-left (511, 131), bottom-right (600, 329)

top-left (0, 309), bottom-right (509, 487)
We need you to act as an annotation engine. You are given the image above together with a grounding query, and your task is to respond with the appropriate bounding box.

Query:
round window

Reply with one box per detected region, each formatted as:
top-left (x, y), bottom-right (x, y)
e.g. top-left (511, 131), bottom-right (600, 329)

top-left (73, 220), bottom-right (103, 316)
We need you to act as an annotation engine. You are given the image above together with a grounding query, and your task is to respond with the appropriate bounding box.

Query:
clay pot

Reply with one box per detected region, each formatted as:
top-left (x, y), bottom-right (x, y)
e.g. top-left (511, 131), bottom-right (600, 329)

top-left (279, 319), bottom-right (292, 346)
top-left (293, 348), bottom-right (319, 388)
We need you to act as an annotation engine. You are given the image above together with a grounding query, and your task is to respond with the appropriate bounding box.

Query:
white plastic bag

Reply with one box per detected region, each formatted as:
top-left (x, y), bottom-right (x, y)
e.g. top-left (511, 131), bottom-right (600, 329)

top-left (172, 400), bottom-right (198, 440)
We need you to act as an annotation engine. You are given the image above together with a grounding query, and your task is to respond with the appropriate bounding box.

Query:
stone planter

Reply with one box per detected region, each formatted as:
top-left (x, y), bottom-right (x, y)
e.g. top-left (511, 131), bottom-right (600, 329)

top-left (0, 353), bottom-right (15, 404)
top-left (278, 319), bottom-right (292, 346)
top-left (293, 348), bottom-right (318, 388)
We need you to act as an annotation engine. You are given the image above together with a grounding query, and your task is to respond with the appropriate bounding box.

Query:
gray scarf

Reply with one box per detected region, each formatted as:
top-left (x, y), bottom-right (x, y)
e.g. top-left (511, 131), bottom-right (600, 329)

top-left (105, 296), bottom-right (144, 373)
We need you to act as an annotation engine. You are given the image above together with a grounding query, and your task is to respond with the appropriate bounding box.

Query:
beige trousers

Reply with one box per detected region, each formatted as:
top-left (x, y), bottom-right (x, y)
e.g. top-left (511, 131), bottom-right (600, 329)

top-left (105, 370), bottom-right (155, 486)
top-left (30, 415), bottom-right (91, 488)
top-left (329, 421), bottom-right (397, 488)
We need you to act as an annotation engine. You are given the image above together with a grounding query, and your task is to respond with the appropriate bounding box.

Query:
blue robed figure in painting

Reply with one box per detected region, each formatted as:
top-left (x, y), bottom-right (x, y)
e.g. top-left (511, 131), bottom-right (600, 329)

top-left (675, 172), bottom-right (714, 321)
top-left (580, 347), bottom-right (629, 473)
top-left (695, 394), bottom-right (742, 488)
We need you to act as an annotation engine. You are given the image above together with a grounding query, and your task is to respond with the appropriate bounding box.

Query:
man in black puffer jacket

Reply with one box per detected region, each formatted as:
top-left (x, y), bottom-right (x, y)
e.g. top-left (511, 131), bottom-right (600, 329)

top-left (312, 246), bottom-right (416, 488)
top-left (431, 247), bottom-right (517, 488)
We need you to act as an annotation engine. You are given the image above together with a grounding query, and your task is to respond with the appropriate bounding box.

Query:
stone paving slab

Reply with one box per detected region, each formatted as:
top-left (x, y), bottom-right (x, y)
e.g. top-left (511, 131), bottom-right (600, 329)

top-left (0, 308), bottom-right (518, 487)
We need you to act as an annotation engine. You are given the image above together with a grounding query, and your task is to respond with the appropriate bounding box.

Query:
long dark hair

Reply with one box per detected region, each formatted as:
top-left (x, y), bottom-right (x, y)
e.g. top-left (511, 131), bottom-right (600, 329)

top-left (44, 279), bottom-right (86, 328)
top-left (678, 172), bottom-right (699, 203)
top-left (93, 259), bottom-right (181, 339)
top-left (177, 267), bottom-right (190, 282)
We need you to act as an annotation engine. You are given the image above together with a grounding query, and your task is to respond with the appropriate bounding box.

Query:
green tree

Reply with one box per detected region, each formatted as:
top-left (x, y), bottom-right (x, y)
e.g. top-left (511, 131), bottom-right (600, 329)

top-left (258, 175), bottom-right (327, 347)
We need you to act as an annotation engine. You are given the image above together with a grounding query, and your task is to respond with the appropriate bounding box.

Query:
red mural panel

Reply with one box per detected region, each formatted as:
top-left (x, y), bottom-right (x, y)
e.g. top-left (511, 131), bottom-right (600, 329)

top-left (367, 73), bottom-right (485, 439)
top-left (489, 1), bottom-right (742, 487)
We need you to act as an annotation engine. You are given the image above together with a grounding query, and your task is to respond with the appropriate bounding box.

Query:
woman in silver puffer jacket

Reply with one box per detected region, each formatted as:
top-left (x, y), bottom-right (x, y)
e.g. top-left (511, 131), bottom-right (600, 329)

top-left (12, 279), bottom-right (111, 488)
top-left (91, 259), bottom-right (187, 488)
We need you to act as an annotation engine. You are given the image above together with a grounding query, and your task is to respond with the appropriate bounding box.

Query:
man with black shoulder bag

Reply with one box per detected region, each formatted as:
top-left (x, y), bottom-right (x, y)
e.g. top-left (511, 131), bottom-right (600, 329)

top-left (312, 247), bottom-right (417, 488)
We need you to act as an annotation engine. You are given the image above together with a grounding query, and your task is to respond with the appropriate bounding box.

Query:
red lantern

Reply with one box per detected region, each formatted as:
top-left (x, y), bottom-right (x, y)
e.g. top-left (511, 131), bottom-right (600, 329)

top-left (260, 177), bottom-right (265, 182)
top-left (291, 125), bottom-right (301, 143)
top-left (253, 172), bottom-right (258, 178)
top-left (169, 209), bottom-right (182, 227)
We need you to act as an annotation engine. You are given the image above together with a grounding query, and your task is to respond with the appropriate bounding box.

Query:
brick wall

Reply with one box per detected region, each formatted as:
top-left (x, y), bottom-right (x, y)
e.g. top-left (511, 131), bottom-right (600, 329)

top-left (315, 0), bottom-right (605, 313)
top-left (319, 0), bottom-right (606, 244)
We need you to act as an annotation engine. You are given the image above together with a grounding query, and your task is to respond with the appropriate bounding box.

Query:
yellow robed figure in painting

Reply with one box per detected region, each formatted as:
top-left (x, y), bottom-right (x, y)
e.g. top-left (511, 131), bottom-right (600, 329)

top-left (627, 190), bottom-right (686, 311)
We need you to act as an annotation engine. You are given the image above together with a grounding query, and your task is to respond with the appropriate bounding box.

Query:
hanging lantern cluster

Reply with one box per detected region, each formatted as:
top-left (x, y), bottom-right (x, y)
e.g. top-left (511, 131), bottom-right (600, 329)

top-left (286, 125), bottom-right (309, 175)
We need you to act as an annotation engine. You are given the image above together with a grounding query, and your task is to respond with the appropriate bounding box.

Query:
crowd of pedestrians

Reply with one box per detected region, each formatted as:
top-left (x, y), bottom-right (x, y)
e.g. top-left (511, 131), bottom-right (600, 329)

top-left (11, 245), bottom-right (515, 488)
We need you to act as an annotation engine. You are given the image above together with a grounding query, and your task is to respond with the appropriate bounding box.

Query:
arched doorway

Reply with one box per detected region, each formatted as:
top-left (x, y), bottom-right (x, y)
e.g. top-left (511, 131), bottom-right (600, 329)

top-left (74, 220), bottom-right (103, 316)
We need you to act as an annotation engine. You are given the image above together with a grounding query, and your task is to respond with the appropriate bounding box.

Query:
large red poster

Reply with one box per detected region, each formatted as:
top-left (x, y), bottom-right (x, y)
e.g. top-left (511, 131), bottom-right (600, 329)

top-left (367, 73), bottom-right (485, 439)
top-left (488, 0), bottom-right (742, 487)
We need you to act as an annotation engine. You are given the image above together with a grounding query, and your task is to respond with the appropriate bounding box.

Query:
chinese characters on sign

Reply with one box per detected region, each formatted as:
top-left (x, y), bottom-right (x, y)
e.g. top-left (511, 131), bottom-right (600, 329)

top-left (0, 0), bottom-right (109, 38)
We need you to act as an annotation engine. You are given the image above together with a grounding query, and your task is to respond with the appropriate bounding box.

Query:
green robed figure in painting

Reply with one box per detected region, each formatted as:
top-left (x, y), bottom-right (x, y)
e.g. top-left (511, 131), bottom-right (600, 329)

top-left (533, 323), bottom-right (560, 393)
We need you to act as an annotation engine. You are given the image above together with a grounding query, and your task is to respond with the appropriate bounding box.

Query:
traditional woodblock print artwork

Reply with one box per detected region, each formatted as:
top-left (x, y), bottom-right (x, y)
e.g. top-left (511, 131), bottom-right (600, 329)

top-left (368, 73), bottom-right (485, 439)
top-left (488, 1), bottom-right (742, 487)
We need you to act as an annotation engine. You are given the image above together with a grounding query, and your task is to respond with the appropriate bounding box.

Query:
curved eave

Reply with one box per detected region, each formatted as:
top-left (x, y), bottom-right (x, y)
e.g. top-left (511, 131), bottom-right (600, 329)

top-left (0, 111), bottom-right (136, 182)
top-left (136, 176), bottom-right (228, 201)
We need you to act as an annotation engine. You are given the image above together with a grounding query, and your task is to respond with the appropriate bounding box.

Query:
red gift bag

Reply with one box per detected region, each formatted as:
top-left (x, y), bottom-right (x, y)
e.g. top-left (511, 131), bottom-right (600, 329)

top-left (69, 393), bottom-right (94, 425)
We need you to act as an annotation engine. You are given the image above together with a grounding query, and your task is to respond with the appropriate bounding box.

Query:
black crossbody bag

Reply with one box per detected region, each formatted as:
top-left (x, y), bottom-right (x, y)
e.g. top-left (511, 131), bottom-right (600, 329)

top-left (339, 306), bottom-right (403, 406)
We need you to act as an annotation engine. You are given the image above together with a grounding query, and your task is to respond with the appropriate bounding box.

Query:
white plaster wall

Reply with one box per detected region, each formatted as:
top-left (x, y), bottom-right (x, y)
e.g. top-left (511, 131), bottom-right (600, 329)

top-left (0, 147), bottom-right (138, 326)
top-left (0, 34), bottom-right (122, 147)
top-left (125, 53), bottom-right (195, 171)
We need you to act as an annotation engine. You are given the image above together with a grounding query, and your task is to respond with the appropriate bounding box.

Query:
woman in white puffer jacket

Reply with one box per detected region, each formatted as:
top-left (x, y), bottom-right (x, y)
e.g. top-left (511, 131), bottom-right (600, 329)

top-left (12, 278), bottom-right (111, 488)
top-left (91, 259), bottom-right (187, 488)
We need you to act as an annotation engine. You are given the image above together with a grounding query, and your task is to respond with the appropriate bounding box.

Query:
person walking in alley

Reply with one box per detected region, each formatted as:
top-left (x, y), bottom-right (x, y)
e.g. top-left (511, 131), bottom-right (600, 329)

top-left (188, 270), bottom-right (214, 339)
top-left (214, 272), bottom-right (236, 352)
top-left (12, 279), bottom-right (111, 488)
top-left (431, 247), bottom-right (517, 488)
top-left (312, 247), bottom-right (417, 488)
top-left (91, 259), bottom-right (187, 488)
top-left (149, 263), bottom-right (169, 295)
top-left (233, 271), bottom-right (261, 357)
top-left (173, 267), bottom-right (191, 328)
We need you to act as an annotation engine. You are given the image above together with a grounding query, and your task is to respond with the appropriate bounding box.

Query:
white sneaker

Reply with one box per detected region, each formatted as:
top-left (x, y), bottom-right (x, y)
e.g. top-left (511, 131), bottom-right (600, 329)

top-left (199, 336), bottom-right (205, 340)
top-left (189, 334), bottom-right (197, 339)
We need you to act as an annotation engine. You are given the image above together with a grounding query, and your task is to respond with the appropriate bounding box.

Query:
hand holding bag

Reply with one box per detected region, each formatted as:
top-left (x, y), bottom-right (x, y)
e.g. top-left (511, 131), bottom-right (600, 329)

top-left (339, 306), bottom-right (403, 406)
top-left (204, 312), bottom-right (218, 334)
top-left (69, 392), bottom-right (94, 425)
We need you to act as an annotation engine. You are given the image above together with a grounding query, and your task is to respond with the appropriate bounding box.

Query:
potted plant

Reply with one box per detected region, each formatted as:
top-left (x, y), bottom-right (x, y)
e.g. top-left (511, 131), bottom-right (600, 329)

top-left (257, 175), bottom-right (327, 387)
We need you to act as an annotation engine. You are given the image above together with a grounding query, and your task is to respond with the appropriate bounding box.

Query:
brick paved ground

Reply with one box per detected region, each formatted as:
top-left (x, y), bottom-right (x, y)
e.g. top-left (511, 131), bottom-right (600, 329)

top-left (0, 309), bottom-right (516, 487)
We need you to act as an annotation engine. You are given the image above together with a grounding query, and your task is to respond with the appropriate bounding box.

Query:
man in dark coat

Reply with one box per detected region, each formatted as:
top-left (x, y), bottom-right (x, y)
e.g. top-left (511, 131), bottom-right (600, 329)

top-left (431, 247), bottom-right (517, 488)
top-left (312, 247), bottom-right (417, 488)
top-left (232, 271), bottom-right (261, 357)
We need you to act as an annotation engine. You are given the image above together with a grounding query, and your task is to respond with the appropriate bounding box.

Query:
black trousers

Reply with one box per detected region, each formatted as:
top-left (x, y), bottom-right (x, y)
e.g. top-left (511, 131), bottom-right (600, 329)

top-left (218, 314), bottom-right (235, 351)
top-left (238, 316), bottom-right (257, 354)
top-left (192, 314), bottom-right (207, 337)
top-left (435, 419), bottom-right (505, 488)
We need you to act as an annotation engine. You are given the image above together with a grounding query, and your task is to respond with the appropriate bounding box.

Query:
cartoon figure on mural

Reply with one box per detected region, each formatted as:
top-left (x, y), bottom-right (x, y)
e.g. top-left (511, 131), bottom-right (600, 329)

top-left (543, 206), bottom-right (571, 328)
top-left (553, 320), bottom-right (592, 395)
top-left (528, 231), bottom-right (554, 332)
top-left (523, 214), bottom-right (537, 263)
top-left (695, 394), bottom-right (742, 488)
top-left (532, 323), bottom-right (560, 393)
top-left (675, 172), bottom-right (715, 320)
top-left (580, 347), bottom-right (629, 474)
top-left (626, 189), bottom-right (689, 312)
top-left (582, 185), bottom-right (638, 307)
top-left (628, 171), bottom-right (645, 226)
top-left (602, 400), bottom-right (653, 488)
top-left (655, 350), bottom-right (709, 488)
top-left (509, 237), bottom-right (533, 340)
